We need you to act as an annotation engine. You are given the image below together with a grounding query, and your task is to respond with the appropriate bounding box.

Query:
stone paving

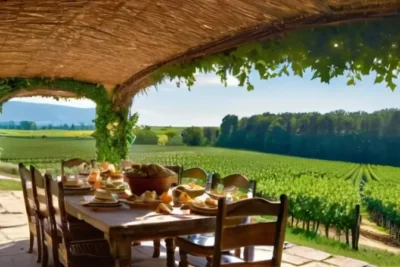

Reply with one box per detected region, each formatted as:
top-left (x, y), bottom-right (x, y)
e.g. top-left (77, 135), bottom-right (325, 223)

top-left (0, 190), bottom-right (375, 267)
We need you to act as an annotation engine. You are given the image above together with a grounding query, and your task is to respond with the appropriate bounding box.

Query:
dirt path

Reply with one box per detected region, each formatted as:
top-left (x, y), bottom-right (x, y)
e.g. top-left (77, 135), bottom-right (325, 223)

top-left (291, 218), bottom-right (400, 254)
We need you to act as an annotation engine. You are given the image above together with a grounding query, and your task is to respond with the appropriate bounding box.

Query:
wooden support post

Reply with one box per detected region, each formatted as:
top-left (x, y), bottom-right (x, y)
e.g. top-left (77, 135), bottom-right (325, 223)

top-left (351, 204), bottom-right (361, 250)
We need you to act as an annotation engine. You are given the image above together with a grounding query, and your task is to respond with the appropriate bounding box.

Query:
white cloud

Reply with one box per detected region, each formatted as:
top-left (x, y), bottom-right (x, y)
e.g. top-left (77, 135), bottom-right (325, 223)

top-left (10, 97), bottom-right (96, 108)
top-left (194, 74), bottom-right (238, 87)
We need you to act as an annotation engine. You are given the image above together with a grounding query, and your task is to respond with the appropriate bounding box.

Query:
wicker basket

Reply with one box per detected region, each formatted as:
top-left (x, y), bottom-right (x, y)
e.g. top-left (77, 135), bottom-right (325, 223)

top-left (125, 175), bottom-right (178, 196)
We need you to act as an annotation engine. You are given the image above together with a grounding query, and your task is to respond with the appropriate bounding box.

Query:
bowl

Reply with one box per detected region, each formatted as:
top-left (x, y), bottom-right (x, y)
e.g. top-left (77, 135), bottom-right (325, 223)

top-left (125, 175), bottom-right (178, 196)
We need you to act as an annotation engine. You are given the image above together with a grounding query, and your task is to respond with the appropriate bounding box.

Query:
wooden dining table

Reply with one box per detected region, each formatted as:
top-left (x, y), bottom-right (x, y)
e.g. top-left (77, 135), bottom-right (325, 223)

top-left (64, 195), bottom-right (217, 267)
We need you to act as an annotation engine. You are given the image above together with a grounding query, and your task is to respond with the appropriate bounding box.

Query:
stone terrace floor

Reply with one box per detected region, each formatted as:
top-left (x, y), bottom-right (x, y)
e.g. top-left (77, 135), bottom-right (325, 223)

top-left (0, 190), bottom-right (375, 267)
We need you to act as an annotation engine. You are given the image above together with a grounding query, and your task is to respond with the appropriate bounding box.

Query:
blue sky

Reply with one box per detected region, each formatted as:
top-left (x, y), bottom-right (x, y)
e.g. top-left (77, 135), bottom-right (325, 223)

top-left (12, 70), bottom-right (400, 126)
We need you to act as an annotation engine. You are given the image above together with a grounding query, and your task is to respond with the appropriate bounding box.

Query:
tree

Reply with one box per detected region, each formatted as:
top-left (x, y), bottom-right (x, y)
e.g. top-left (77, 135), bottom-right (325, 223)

top-left (167, 135), bottom-right (184, 146)
top-left (165, 130), bottom-right (177, 140)
top-left (181, 127), bottom-right (204, 146)
top-left (214, 109), bottom-right (400, 166)
top-left (29, 121), bottom-right (37, 130)
top-left (71, 124), bottom-right (75, 130)
top-left (134, 128), bottom-right (158, 145)
top-left (19, 121), bottom-right (31, 130)
top-left (8, 121), bottom-right (15, 129)
top-left (203, 127), bottom-right (219, 146)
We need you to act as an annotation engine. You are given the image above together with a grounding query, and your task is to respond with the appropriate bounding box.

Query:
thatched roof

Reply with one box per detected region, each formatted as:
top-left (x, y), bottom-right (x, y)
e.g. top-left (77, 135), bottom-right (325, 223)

top-left (0, 0), bottom-right (399, 101)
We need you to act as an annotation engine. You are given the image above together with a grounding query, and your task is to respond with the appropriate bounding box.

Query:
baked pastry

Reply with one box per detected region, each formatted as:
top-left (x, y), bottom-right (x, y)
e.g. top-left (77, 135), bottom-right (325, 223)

top-left (127, 194), bottom-right (139, 202)
top-left (156, 203), bottom-right (172, 214)
top-left (240, 194), bottom-right (248, 200)
top-left (192, 198), bottom-right (207, 208)
top-left (179, 192), bottom-right (191, 202)
top-left (87, 169), bottom-right (100, 183)
top-left (140, 190), bottom-right (157, 202)
top-left (160, 192), bottom-right (173, 203)
top-left (94, 189), bottom-right (115, 201)
top-left (205, 198), bottom-right (218, 208)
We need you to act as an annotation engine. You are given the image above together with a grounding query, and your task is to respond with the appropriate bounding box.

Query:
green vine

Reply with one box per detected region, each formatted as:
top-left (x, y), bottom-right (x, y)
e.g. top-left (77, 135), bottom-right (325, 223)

top-left (0, 78), bottom-right (138, 164)
top-left (151, 17), bottom-right (400, 91)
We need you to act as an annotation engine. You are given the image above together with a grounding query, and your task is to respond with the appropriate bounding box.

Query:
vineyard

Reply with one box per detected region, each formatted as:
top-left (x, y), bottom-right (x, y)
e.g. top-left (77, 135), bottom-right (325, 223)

top-left (0, 137), bottom-right (399, 248)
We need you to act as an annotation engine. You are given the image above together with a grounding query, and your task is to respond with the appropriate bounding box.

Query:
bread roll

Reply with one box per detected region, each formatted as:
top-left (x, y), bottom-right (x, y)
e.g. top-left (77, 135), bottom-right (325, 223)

top-left (205, 198), bottom-right (218, 208)
top-left (156, 203), bottom-right (172, 214)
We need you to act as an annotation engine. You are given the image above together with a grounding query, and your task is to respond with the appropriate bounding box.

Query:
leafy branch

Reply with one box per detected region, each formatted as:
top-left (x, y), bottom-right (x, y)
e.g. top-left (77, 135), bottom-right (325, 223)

top-left (151, 17), bottom-right (400, 91)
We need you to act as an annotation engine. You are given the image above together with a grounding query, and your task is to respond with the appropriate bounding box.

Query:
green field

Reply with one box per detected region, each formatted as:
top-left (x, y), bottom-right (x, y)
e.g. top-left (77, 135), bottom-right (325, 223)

top-left (0, 126), bottom-right (185, 138)
top-left (0, 129), bottom-right (94, 138)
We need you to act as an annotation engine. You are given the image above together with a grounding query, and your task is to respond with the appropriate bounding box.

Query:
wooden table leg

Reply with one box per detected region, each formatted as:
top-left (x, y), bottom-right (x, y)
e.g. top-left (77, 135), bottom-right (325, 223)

top-left (244, 246), bottom-right (254, 262)
top-left (165, 238), bottom-right (175, 267)
top-left (106, 234), bottom-right (132, 267)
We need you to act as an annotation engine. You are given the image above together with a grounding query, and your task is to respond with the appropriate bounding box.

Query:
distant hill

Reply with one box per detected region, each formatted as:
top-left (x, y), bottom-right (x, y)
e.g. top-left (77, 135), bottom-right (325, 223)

top-left (0, 102), bottom-right (95, 125)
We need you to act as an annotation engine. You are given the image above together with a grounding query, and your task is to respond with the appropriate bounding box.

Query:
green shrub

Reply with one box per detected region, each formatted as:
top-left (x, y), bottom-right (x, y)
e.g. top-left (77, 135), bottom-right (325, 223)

top-left (167, 135), bottom-right (184, 146)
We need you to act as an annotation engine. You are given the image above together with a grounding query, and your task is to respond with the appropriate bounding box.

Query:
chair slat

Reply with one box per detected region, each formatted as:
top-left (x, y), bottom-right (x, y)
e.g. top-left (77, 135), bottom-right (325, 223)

top-left (221, 222), bottom-right (276, 250)
top-left (226, 198), bottom-right (281, 217)
top-left (211, 196), bottom-right (289, 267)
top-left (62, 158), bottom-right (88, 168)
top-left (220, 174), bottom-right (249, 189)
top-left (182, 167), bottom-right (208, 180)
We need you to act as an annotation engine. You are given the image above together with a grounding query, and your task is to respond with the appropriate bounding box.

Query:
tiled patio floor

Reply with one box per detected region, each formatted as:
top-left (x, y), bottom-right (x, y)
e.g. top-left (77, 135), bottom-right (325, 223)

top-left (0, 190), bottom-right (374, 267)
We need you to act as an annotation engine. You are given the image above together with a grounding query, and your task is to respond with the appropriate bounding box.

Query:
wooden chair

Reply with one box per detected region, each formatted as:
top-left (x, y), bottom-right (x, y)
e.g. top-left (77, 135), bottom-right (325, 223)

top-left (165, 165), bottom-right (183, 186)
top-left (180, 167), bottom-right (208, 186)
top-left (61, 158), bottom-right (93, 177)
top-left (18, 163), bottom-right (42, 263)
top-left (177, 196), bottom-right (289, 267)
top-left (176, 173), bottom-right (257, 262)
top-left (43, 174), bottom-right (115, 267)
top-left (29, 165), bottom-right (49, 267)
top-left (215, 174), bottom-right (256, 197)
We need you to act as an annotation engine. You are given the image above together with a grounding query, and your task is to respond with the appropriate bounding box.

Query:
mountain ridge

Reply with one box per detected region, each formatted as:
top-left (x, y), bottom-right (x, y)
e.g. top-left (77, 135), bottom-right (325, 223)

top-left (0, 101), bottom-right (95, 125)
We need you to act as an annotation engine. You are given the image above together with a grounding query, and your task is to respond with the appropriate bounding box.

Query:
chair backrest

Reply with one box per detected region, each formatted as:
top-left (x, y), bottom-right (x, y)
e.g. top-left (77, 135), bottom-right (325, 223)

top-left (215, 174), bottom-right (257, 196)
top-left (56, 177), bottom-right (73, 258)
top-left (18, 163), bottom-right (34, 223)
top-left (164, 165), bottom-right (183, 185)
top-left (30, 165), bottom-right (46, 218)
top-left (61, 158), bottom-right (91, 177)
top-left (181, 167), bottom-right (209, 185)
top-left (212, 196), bottom-right (289, 267)
top-left (44, 174), bottom-right (62, 264)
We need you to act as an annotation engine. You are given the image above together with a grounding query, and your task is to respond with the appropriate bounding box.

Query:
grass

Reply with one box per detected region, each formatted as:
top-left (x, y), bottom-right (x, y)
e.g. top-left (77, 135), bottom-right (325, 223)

top-left (286, 227), bottom-right (400, 266)
top-left (0, 129), bottom-right (93, 138)
top-left (0, 126), bottom-right (186, 139)
top-left (150, 126), bottom-right (185, 136)
top-left (0, 179), bottom-right (21, 190)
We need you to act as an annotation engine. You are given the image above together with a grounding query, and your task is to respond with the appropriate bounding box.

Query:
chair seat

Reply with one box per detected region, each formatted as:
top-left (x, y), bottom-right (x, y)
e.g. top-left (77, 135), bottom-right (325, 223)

top-left (176, 234), bottom-right (215, 256)
top-left (61, 240), bottom-right (114, 267)
top-left (221, 254), bottom-right (245, 265)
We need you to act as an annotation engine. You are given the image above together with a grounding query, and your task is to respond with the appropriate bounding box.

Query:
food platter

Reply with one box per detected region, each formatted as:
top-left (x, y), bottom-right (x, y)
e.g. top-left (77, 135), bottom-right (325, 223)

top-left (64, 184), bottom-right (92, 190)
top-left (101, 187), bottom-right (127, 194)
top-left (174, 184), bottom-right (205, 198)
top-left (190, 202), bottom-right (217, 215)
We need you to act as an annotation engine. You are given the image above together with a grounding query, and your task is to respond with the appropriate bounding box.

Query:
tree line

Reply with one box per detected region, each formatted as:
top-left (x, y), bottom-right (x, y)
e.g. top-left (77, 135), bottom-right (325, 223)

top-left (0, 121), bottom-right (95, 130)
top-left (214, 109), bottom-right (400, 166)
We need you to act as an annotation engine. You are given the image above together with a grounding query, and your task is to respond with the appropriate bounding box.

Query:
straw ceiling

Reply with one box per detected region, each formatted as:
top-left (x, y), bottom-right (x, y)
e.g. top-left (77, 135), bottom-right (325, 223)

top-left (0, 0), bottom-right (399, 101)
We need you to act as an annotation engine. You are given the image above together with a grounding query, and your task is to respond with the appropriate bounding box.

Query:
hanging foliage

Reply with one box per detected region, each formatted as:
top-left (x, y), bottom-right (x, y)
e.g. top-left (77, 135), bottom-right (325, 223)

top-left (0, 78), bottom-right (137, 164)
top-left (151, 17), bottom-right (400, 91)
